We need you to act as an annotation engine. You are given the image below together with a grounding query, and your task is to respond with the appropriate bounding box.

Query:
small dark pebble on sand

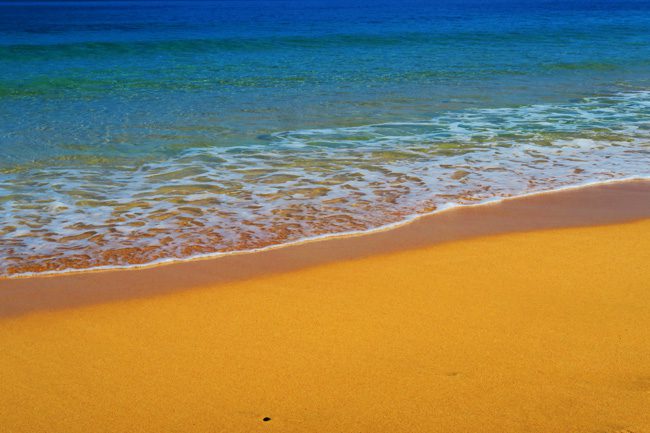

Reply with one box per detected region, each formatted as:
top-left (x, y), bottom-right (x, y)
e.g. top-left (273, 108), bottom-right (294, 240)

top-left (263, 417), bottom-right (271, 422)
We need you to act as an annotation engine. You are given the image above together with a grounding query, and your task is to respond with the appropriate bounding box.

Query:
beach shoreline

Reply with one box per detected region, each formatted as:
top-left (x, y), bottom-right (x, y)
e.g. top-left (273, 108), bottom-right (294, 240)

top-left (4, 2), bottom-right (650, 431)
top-left (1, 178), bottom-right (650, 317)
top-left (1, 179), bottom-right (650, 432)
top-left (4, 175), bottom-right (650, 281)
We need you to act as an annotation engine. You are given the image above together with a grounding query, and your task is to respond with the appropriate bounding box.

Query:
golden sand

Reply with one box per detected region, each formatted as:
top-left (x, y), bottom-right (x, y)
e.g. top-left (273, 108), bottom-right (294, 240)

top-left (1, 216), bottom-right (650, 432)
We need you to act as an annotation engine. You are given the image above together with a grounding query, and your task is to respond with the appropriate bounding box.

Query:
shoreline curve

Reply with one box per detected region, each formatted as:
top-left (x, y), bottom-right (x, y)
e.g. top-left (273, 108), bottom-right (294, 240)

top-left (1, 177), bottom-right (650, 318)
top-left (3, 175), bottom-right (650, 280)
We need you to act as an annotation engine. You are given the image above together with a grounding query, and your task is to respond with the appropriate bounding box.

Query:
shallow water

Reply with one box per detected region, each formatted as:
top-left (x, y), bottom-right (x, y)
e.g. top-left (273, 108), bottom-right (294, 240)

top-left (2, 0), bottom-right (650, 275)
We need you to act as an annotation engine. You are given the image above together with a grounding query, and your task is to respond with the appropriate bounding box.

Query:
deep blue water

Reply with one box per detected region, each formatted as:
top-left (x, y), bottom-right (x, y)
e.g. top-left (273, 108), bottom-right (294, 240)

top-left (1, 0), bottom-right (650, 275)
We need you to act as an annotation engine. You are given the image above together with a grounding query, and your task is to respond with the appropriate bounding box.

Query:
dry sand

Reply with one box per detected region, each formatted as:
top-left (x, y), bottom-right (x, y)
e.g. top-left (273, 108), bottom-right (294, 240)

top-left (1, 181), bottom-right (650, 432)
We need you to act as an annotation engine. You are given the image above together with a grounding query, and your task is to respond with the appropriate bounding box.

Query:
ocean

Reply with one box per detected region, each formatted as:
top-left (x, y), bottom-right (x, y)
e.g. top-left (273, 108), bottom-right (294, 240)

top-left (1, 0), bottom-right (650, 276)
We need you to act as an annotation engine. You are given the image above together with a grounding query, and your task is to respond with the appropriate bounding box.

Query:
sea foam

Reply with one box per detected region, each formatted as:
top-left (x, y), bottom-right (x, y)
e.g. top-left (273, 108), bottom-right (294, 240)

top-left (2, 91), bottom-right (650, 276)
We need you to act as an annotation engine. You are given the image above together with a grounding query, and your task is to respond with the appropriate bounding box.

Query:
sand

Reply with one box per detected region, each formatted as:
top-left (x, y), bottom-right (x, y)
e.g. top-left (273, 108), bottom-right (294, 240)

top-left (3, 179), bottom-right (650, 317)
top-left (1, 182), bottom-right (650, 432)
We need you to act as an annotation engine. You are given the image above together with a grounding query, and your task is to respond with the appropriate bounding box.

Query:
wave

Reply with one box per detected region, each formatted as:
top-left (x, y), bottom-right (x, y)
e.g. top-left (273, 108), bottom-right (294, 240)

top-left (2, 90), bottom-right (650, 276)
top-left (6, 175), bottom-right (649, 280)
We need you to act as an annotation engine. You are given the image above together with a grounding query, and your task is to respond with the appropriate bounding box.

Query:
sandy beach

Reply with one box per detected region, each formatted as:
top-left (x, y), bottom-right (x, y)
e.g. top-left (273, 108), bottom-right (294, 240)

top-left (4, 1), bottom-right (650, 431)
top-left (1, 180), bottom-right (650, 433)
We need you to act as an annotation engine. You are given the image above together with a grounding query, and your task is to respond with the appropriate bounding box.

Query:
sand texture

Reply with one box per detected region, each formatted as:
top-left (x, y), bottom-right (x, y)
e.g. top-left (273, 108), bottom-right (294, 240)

top-left (1, 215), bottom-right (650, 432)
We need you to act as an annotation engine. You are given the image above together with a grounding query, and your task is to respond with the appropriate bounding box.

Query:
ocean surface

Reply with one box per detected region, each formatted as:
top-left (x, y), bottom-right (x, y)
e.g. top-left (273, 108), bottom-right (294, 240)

top-left (2, 0), bottom-right (650, 276)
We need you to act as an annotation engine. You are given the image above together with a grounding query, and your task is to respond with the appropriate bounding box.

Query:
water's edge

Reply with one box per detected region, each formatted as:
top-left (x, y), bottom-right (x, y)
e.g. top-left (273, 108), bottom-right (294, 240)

top-left (5, 175), bottom-right (649, 281)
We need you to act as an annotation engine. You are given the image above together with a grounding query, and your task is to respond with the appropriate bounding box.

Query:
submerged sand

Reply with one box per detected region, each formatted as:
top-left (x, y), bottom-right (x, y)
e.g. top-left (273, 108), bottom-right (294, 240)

top-left (1, 180), bottom-right (650, 432)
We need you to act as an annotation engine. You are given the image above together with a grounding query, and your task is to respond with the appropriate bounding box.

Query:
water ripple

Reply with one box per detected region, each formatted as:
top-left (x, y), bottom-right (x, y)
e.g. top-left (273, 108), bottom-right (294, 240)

top-left (2, 90), bottom-right (650, 275)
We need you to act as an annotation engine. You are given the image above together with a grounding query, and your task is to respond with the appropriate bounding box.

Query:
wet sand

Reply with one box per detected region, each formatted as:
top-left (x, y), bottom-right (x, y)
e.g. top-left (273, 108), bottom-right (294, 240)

top-left (1, 180), bottom-right (650, 432)
top-left (2, 179), bottom-right (650, 317)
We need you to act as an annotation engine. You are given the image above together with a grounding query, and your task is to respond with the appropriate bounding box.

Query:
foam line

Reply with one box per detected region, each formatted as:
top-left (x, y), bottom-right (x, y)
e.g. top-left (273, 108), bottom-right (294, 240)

top-left (5, 175), bottom-right (649, 280)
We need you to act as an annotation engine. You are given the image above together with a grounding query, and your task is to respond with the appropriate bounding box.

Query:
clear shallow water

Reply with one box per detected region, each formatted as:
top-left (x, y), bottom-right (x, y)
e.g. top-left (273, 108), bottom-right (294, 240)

top-left (2, 0), bottom-right (650, 275)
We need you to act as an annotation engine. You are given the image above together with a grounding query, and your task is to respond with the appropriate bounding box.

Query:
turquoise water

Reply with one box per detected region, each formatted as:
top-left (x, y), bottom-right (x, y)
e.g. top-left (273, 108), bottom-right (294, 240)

top-left (2, 0), bottom-right (650, 275)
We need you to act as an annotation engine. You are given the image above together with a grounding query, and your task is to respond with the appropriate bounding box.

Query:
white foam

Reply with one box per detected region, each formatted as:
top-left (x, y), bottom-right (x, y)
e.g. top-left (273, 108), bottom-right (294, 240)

top-left (2, 90), bottom-right (650, 276)
top-left (5, 175), bottom-right (650, 280)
